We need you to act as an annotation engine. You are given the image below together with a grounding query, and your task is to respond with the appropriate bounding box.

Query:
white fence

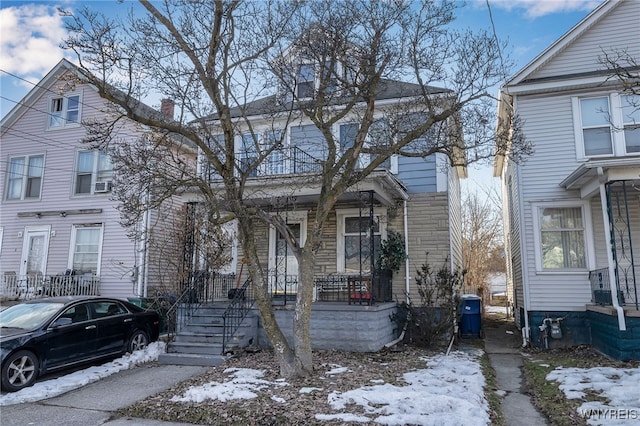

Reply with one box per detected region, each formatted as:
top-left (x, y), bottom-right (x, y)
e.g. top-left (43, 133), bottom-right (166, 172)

top-left (1, 274), bottom-right (100, 301)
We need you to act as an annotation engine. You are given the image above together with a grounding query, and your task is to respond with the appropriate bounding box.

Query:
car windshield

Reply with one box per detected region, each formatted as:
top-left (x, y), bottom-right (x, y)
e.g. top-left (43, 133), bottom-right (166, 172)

top-left (0, 302), bottom-right (65, 329)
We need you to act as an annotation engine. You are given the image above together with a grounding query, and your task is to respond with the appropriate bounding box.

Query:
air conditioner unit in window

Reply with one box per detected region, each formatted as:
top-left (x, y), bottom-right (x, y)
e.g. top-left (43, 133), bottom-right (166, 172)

top-left (94, 181), bottom-right (113, 193)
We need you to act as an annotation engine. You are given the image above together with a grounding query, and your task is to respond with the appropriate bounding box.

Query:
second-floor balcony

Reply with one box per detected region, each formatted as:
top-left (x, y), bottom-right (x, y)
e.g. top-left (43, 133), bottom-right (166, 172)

top-left (196, 146), bottom-right (404, 207)
top-left (239, 146), bottom-right (325, 177)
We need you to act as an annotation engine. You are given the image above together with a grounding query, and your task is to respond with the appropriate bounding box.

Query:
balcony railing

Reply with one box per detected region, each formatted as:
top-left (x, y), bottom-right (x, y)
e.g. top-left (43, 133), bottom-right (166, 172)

top-left (239, 146), bottom-right (324, 177)
top-left (1, 273), bottom-right (101, 300)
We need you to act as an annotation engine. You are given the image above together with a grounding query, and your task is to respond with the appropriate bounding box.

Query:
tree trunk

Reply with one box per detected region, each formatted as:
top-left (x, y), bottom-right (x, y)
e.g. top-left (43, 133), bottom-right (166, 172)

top-left (236, 215), bottom-right (297, 376)
top-left (291, 247), bottom-right (316, 374)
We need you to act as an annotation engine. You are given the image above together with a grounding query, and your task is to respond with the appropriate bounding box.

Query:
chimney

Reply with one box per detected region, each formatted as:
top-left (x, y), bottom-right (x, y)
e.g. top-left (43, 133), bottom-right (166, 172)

top-left (160, 99), bottom-right (175, 120)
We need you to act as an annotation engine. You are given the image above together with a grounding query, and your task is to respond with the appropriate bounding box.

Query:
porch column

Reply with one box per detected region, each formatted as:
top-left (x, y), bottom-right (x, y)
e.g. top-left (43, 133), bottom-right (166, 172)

top-left (598, 167), bottom-right (626, 331)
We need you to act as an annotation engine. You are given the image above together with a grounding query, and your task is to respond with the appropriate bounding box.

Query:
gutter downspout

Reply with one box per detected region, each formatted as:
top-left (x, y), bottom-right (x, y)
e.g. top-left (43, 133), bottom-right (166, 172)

top-left (403, 199), bottom-right (410, 305)
top-left (137, 190), bottom-right (151, 298)
top-left (384, 199), bottom-right (411, 349)
top-left (597, 167), bottom-right (626, 331)
top-left (514, 160), bottom-right (531, 346)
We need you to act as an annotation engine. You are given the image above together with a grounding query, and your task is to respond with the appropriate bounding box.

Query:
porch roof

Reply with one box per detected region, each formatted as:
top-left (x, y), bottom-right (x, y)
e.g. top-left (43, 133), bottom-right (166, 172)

top-left (183, 169), bottom-right (408, 207)
top-left (246, 169), bottom-right (408, 207)
top-left (559, 158), bottom-right (640, 198)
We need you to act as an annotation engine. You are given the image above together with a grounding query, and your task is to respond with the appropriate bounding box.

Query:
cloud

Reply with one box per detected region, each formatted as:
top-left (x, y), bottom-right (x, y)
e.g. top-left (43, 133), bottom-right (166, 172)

top-left (489, 0), bottom-right (603, 19)
top-left (0, 4), bottom-right (72, 82)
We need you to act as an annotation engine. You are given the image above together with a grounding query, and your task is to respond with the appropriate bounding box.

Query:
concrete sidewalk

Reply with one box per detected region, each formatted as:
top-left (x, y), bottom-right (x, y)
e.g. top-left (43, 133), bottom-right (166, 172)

top-left (483, 313), bottom-right (548, 426)
top-left (1, 364), bottom-right (208, 426)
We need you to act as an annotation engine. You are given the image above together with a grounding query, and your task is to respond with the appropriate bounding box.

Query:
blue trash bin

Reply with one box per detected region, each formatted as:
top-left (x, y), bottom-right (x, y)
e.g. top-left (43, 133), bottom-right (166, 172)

top-left (459, 294), bottom-right (482, 338)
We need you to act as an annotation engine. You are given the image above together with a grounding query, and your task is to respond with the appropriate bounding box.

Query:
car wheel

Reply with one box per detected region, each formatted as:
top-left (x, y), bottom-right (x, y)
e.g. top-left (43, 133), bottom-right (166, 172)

top-left (1, 350), bottom-right (39, 392)
top-left (128, 330), bottom-right (149, 353)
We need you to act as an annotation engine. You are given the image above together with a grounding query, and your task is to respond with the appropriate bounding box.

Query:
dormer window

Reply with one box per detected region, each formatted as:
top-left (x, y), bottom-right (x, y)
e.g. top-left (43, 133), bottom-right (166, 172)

top-left (49, 93), bottom-right (80, 128)
top-left (296, 64), bottom-right (315, 98)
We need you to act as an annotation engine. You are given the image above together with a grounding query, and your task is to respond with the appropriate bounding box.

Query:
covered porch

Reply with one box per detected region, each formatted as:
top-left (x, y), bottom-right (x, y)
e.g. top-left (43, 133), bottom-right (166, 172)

top-left (561, 161), bottom-right (640, 311)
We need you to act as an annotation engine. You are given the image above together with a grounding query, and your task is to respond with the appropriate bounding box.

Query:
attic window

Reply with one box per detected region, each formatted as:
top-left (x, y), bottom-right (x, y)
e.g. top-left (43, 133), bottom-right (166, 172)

top-left (296, 64), bottom-right (315, 98)
top-left (49, 94), bottom-right (81, 128)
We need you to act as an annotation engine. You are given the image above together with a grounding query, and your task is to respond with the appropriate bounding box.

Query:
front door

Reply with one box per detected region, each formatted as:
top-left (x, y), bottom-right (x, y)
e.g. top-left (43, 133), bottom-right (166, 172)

top-left (19, 227), bottom-right (51, 295)
top-left (268, 213), bottom-right (306, 299)
top-left (20, 227), bottom-right (50, 277)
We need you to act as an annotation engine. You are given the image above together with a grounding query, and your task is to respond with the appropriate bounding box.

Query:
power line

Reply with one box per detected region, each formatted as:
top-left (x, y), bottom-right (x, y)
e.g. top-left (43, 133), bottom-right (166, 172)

top-left (1, 68), bottom-right (111, 116)
top-left (485, 0), bottom-right (508, 80)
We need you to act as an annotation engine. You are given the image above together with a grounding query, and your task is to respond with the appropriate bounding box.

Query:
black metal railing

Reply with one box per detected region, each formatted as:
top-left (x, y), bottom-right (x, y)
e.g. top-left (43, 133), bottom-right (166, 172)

top-left (222, 277), bottom-right (255, 354)
top-left (268, 273), bottom-right (298, 305)
top-left (1, 273), bottom-right (100, 300)
top-left (589, 268), bottom-right (626, 306)
top-left (315, 270), bottom-right (393, 304)
top-left (237, 146), bottom-right (324, 177)
top-left (164, 271), bottom-right (237, 339)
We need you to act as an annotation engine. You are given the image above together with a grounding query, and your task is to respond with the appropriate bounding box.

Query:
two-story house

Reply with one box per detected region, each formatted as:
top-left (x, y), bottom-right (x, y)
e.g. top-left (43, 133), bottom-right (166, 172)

top-left (495, 0), bottom-right (639, 360)
top-left (176, 57), bottom-right (467, 354)
top-left (0, 59), bottom-right (194, 303)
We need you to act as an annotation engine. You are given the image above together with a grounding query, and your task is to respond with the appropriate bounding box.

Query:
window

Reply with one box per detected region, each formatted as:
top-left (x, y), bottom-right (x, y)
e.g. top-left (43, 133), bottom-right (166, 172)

top-left (340, 123), bottom-right (358, 150)
top-left (93, 301), bottom-right (126, 317)
top-left (337, 209), bottom-right (386, 274)
top-left (537, 206), bottom-right (586, 270)
top-left (239, 134), bottom-right (258, 177)
top-left (573, 94), bottom-right (640, 158)
top-left (49, 94), bottom-right (80, 128)
top-left (621, 94), bottom-right (640, 153)
top-left (74, 150), bottom-right (113, 195)
top-left (368, 119), bottom-right (392, 170)
top-left (70, 225), bottom-right (103, 274)
top-left (263, 130), bottom-right (284, 175)
top-left (580, 97), bottom-right (612, 156)
top-left (5, 155), bottom-right (44, 200)
top-left (200, 134), bottom-right (224, 180)
top-left (296, 64), bottom-right (315, 98)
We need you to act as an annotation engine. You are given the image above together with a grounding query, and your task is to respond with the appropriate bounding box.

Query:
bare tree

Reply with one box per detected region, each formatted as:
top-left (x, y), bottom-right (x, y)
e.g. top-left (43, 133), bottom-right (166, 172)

top-left (462, 187), bottom-right (504, 304)
top-left (61, 0), bottom-right (528, 378)
top-left (599, 48), bottom-right (640, 96)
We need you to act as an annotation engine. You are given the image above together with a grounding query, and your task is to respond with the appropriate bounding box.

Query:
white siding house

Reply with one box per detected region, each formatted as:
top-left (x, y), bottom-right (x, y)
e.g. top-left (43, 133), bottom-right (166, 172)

top-left (495, 0), bottom-right (640, 360)
top-left (0, 59), bottom-right (193, 302)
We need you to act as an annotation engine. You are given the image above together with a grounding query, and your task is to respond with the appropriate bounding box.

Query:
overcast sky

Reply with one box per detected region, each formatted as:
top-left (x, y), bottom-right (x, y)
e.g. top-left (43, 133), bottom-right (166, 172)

top-left (0, 0), bottom-right (604, 189)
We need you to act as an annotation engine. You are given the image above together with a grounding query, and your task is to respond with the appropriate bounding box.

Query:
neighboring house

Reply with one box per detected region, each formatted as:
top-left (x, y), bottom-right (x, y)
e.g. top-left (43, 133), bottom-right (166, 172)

top-left (495, 0), bottom-right (640, 360)
top-left (0, 59), bottom-right (194, 302)
top-left (182, 51), bottom-right (466, 353)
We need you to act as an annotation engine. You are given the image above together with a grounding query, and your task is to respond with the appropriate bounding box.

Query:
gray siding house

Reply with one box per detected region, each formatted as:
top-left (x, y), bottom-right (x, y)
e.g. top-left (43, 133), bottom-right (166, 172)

top-left (179, 79), bottom-right (466, 354)
top-left (0, 59), bottom-right (193, 302)
top-left (495, 0), bottom-right (640, 360)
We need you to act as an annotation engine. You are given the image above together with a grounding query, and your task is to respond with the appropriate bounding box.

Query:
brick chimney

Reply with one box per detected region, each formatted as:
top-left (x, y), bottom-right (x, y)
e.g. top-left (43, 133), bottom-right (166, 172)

top-left (160, 99), bottom-right (174, 120)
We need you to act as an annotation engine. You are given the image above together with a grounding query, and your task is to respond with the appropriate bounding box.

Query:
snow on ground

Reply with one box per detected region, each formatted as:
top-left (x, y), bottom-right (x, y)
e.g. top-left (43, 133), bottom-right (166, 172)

top-left (546, 366), bottom-right (640, 425)
top-left (5, 335), bottom-right (638, 426)
top-left (484, 305), bottom-right (509, 315)
top-left (0, 341), bottom-right (165, 406)
top-left (169, 349), bottom-right (489, 426)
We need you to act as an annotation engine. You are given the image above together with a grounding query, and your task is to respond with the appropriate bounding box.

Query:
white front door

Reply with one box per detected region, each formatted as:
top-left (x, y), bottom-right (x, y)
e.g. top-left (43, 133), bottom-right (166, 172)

top-left (268, 213), bottom-right (307, 297)
top-left (20, 227), bottom-right (51, 276)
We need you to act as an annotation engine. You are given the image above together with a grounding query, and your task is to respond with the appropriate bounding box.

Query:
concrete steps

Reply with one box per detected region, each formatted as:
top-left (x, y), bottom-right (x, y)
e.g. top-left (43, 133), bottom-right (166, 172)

top-left (158, 303), bottom-right (257, 367)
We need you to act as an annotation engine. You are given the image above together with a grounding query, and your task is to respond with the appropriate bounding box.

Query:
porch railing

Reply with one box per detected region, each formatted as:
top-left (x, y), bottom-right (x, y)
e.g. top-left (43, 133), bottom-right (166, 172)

top-left (222, 277), bottom-right (255, 354)
top-left (164, 271), bottom-right (237, 339)
top-left (589, 268), bottom-right (627, 306)
top-left (1, 273), bottom-right (100, 300)
top-left (315, 270), bottom-right (393, 304)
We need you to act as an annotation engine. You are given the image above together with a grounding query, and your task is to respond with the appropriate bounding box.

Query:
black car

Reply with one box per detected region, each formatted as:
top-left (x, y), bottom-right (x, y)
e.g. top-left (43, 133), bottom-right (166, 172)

top-left (0, 296), bottom-right (160, 392)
